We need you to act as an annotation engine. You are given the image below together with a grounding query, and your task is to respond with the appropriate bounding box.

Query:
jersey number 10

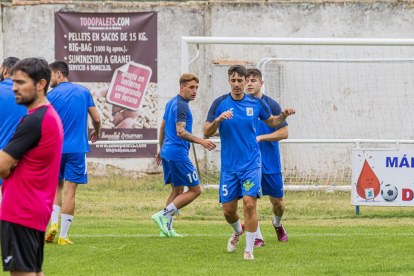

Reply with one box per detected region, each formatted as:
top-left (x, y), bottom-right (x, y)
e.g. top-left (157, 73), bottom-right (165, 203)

top-left (187, 171), bottom-right (198, 183)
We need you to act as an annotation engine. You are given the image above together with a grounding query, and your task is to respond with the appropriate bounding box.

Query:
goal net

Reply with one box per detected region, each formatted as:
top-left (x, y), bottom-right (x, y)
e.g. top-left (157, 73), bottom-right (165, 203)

top-left (184, 38), bottom-right (414, 186)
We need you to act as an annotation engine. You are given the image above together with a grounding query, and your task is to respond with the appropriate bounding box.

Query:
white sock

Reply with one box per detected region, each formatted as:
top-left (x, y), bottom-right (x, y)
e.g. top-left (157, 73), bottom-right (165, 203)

top-left (60, 214), bottom-right (73, 239)
top-left (168, 216), bottom-right (174, 231)
top-left (256, 222), bottom-right (263, 240)
top-left (51, 205), bottom-right (61, 225)
top-left (162, 203), bottom-right (178, 219)
top-left (245, 231), bottom-right (256, 253)
top-left (229, 220), bottom-right (242, 234)
top-left (273, 215), bottom-right (282, 227)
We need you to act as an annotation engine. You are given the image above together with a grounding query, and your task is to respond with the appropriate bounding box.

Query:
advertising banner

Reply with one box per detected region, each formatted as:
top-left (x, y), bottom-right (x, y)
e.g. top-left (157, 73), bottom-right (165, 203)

top-left (351, 149), bottom-right (414, 206)
top-left (55, 12), bottom-right (157, 158)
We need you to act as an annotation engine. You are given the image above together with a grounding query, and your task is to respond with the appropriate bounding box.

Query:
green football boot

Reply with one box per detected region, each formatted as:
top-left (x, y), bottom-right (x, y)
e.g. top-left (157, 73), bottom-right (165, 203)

top-left (151, 212), bottom-right (170, 237)
top-left (160, 229), bottom-right (183, 237)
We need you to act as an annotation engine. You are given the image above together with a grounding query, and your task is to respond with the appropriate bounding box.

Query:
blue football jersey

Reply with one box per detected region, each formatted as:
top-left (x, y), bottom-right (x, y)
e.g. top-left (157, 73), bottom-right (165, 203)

top-left (206, 93), bottom-right (271, 171)
top-left (47, 82), bottom-right (94, 154)
top-left (0, 78), bottom-right (27, 150)
top-left (161, 95), bottom-right (193, 162)
top-left (257, 94), bottom-right (288, 174)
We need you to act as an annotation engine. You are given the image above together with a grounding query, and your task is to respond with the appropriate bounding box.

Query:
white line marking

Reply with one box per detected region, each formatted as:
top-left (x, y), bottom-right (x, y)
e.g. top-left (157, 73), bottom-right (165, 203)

top-left (70, 233), bottom-right (414, 238)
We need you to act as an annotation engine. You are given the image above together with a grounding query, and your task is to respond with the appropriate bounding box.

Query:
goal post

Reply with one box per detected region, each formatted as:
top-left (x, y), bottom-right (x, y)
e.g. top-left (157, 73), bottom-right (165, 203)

top-left (182, 37), bottom-right (414, 187)
top-left (181, 37), bottom-right (414, 73)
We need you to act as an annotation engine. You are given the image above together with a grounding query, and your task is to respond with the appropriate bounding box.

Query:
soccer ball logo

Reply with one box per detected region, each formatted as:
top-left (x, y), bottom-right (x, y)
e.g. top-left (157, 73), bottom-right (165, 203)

top-left (381, 184), bottom-right (398, 201)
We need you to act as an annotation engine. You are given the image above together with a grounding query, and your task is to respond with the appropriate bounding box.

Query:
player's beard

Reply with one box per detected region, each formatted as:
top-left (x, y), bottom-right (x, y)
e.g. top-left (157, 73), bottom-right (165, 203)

top-left (15, 88), bottom-right (39, 106)
top-left (0, 70), bottom-right (4, 82)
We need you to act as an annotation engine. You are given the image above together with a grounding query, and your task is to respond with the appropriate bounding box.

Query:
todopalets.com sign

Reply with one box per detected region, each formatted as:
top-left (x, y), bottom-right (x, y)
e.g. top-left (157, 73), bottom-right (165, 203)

top-left (55, 12), bottom-right (158, 158)
top-left (352, 149), bottom-right (414, 206)
top-left (55, 12), bottom-right (157, 83)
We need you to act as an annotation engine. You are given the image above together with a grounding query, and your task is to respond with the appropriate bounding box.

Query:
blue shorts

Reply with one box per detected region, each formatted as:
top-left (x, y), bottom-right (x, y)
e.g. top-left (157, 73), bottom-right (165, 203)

top-left (219, 168), bottom-right (262, 203)
top-left (262, 172), bottom-right (284, 198)
top-left (59, 152), bottom-right (88, 184)
top-left (162, 158), bottom-right (200, 187)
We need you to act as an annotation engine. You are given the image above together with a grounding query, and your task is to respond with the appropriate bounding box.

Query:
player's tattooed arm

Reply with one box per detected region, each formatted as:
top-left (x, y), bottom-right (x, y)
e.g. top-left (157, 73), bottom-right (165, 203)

top-left (176, 122), bottom-right (198, 143)
top-left (264, 108), bottom-right (295, 129)
top-left (177, 122), bottom-right (217, 151)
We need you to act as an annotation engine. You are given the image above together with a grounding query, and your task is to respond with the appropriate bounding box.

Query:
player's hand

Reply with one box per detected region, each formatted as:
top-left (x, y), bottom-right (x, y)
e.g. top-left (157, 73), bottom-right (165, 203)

top-left (256, 136), bottom-right (262, 143)
top-left (155, 151), bottom-right (162, 166)
top-left (201, 139), bottom-right (216, 151)
top-left (281, 108), bottom-right (295, 118)
top-left (217, 111), bottom-right (233, 123)
top-left (90, 130), bottom-right (100, 143)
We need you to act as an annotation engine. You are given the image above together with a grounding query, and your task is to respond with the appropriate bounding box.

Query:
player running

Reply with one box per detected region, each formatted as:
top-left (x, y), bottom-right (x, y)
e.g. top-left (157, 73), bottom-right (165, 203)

top-left (246, 68), bottom-right (288, 247)
top-left (0, 58), bottom-right (64, 275)
top-left (152, 74), bottom-right (216, 237)
top-left (45, 61), bottom-right (101, 245)
top-left (0, 57), bottom-right (27, 189)
top-left (204, 65), bottom-right (295, 260)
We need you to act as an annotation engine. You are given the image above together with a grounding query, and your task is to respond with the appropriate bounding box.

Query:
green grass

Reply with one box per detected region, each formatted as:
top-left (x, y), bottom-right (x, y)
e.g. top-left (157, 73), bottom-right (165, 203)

top-left (2, 174), bottom-right (414, 275)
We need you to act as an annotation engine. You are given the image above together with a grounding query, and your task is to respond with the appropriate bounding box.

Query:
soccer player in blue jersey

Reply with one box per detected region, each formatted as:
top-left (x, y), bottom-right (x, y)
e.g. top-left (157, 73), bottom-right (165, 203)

top-left (45, 61), bottom-right (101, 245)
top-left (204, 65), bottom-right (295, 260)
top-left (246, 68), bottom-right (289, 247)
top-left (152, 74), bottom-right (216, 237)
top-left (0, 57), bottom-right (27, 188)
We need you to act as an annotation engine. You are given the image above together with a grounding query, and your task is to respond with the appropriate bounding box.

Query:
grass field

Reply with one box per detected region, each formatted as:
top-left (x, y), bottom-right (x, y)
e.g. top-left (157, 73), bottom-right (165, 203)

top-left (2, 174), bottom-right (414, 275)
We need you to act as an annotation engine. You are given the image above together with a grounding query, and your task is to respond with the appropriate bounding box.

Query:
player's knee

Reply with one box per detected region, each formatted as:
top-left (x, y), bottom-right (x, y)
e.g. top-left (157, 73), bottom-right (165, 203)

top-left (172, 186), bottom-right (185, 196)
top-left (64, 187), bottom-right (77, 198)
top-left (275, 201), bottom-right (285, 210)
top-left (190, 185), bottom-right (202, 197)
top-left (243, 201), bottom-right (256, 214)
top-left (271, 197), bottom-right (284, 208)
top-left (64, 191), bottom-right (76, 199)
top-left (223, 208), bottom-right (236, 218)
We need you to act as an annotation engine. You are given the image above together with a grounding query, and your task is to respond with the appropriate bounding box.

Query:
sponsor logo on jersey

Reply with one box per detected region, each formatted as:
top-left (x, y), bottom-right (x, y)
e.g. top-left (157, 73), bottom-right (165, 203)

top-left (246, 108), bottom-right (253, 116)
top-left (243, 180), bottom-right (255, 191)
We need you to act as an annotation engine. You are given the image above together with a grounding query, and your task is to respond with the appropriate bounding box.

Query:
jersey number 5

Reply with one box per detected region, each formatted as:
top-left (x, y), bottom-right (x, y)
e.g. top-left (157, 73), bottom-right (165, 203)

top-left (222, 185), bottom-right (228, 196)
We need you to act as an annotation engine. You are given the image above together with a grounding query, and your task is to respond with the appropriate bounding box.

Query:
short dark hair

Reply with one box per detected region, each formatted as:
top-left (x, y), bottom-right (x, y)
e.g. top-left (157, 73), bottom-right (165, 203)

top-left (2, 57), bottom-right (20, 70)
top-left (228, 65), bottom-right (246, 78)
top-left (49, 61), bottom-right (69, 77)
top-left (179, 73), bottom-right (199, 87)
top-left (10, 58), bottom-right (51, 95)
top-left (246, 68), bottom-right (262, 81)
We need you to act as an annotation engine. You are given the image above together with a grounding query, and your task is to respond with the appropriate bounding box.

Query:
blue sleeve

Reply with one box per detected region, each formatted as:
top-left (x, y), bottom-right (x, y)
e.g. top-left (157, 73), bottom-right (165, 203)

top-left (257, 98), bottom-right (271, 121)
top-left (46, 91), bottom-right (55, 104)
top-left (86, 89), bottom-right (95, 108)
top-left (269, 99), bottom-right (288, 129)
top-left (206, 96), bottom-right (224, 123)
top-left (176, 98), bottom-right (189, 123)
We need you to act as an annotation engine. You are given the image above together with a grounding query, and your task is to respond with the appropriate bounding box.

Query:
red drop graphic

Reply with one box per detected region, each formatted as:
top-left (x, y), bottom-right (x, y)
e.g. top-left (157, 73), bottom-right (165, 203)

top-left (356, 160), bottom-right (380, 199)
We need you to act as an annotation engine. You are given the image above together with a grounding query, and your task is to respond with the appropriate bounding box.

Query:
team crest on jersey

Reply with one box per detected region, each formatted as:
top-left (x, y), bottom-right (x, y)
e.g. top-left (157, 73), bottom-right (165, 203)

top-left (246, 107), bottom-right (253, 116)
